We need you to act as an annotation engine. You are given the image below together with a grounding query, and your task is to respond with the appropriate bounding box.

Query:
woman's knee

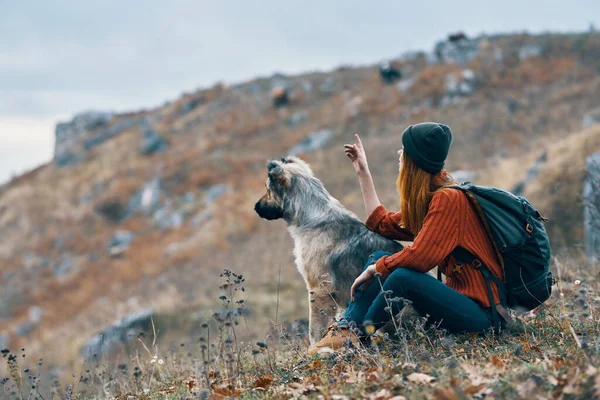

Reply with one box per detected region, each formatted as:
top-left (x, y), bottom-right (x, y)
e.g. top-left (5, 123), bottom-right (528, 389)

top-left (384, 268), bottom-right (424, 290)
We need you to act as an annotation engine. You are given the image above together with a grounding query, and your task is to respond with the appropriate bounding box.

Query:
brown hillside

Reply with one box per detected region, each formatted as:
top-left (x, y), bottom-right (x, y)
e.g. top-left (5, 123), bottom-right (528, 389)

top-left (0, 31), bottom-right (599, 373)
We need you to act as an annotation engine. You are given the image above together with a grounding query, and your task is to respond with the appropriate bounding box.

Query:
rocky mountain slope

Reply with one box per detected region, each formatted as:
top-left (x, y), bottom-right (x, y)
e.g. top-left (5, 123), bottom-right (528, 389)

top-left (1, 31), bottom-right (600, 373)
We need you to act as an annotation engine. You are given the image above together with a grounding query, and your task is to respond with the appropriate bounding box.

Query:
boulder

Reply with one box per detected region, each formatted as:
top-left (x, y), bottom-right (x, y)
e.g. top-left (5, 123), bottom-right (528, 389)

top-left (511, 151), bottom-right (548, 196)
top-left (108, 231), bottom-right (135, 258)
top-left (53, 256), bottom-right (74, 277)
top-left (518, 44), bottom-right (542, 61)
top-left (319, 77), bottom-right (336, 94)
top-left (81, 308), bottom-right (153, 360)
top-left (583, 108), bottom-right (600, 129)
top-left (204, 184), bottom-right (229, 206)
top-left (54, 111), bottom-right (114, 167)
top-left (152, 205), bottom-right (185, 231)
top-left (379, 61), bottom-right (402, 84)
top-left (397, 77), bottom-right (416, 95)
top-left (583, 152), bottom-right (600, 264)
top-left (287, 111), bottom-right (309, 127)
top-left (140, 120), bottom-right (168, 155)
top-left (434, 35), bottom-right (481, 65)
top-left (83, 117), bottom-right (140, 151)
top-left (180, 192), bottom-right (196, 204)
top-left (288, 129), bottom-right (333, 156)
top-left (180, 97), bottom-right (203, 115)
top-left (191, 209), bottom-right (213, 226)
top-left (14, 322), bottom-right (36, 337)
top-left (129, 176), bottom-right (162, 215)
top-left (28, 306), bottom-right (43, 323)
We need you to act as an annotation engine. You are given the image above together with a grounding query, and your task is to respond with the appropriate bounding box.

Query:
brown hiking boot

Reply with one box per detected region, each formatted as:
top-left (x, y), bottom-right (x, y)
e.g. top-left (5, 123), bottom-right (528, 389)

top-left (307, 323), bottom-right (361, 355)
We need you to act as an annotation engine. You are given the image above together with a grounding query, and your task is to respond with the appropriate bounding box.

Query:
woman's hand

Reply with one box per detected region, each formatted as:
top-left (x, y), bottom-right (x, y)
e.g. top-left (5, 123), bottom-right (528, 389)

top-left (350, 263), bottom-right (378, 302)
top-left (344, 134), bottom-right (369, 175)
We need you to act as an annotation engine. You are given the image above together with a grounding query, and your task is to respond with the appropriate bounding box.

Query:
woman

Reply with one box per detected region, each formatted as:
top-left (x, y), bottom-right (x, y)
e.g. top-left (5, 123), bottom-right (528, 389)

top-left (308, 122), bottom-right (508, 355)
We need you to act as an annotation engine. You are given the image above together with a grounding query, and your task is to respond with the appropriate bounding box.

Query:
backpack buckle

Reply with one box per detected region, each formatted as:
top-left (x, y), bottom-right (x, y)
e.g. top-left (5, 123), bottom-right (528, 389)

top-left (526, 223), bottom-right (533, 233)
top-left (473, 259), bottom-right (482, 268)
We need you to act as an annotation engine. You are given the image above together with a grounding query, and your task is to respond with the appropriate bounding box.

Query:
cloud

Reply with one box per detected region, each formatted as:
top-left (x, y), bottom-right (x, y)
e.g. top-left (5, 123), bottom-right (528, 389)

top-left (0, 0), bottom-right (598, 183)
top-left (0, 116), bottom-right (56, 183)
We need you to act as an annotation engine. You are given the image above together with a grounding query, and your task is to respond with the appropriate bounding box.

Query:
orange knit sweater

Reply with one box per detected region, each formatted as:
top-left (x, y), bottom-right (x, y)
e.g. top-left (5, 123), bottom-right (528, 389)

top-left (365, 188), bottom-right (503, 307)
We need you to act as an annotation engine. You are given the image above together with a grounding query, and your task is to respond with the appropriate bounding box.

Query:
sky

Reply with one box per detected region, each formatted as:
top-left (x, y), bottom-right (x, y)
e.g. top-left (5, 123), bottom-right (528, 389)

top-left (1, 0), bottom-right (599, 184)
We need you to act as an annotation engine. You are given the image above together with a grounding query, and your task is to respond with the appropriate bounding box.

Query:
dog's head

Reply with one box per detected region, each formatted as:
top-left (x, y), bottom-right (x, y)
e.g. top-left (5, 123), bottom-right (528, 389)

top-left (254, 156), bottom-right (314, 221)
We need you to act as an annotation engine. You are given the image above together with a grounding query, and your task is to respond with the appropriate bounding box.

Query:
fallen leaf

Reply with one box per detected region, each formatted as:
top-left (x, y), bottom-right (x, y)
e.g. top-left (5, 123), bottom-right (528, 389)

top-left (369, 388), bottom-right (392, 399)
top-left (253, 374), bottom-right (273, 389)
top-left (407, 372), bottom-right (436, 384)
top-left (490, 355), bottom-right (504, 368)
top-left (464, 384), bottom-right (486, 395)
top-left (211, 384), bottom-right (241, 397)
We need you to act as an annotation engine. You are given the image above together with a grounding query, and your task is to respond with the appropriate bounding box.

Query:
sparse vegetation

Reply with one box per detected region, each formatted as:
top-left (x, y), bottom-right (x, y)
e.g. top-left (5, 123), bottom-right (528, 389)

top-left (3, 258), bottom-right (598, 399)
top-left (1, 31), bottom-right (600, 398)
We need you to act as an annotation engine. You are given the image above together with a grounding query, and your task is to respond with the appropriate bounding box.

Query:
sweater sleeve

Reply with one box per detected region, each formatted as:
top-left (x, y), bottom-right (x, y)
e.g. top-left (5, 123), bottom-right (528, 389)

top-left (365, 205), bottom-right (415, 241)
top-left (374, 190), bottom-right (461, 280)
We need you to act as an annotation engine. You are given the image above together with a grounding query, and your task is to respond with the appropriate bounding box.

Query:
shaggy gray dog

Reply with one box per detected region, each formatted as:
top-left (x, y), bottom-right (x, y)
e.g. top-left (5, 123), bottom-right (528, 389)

top-left (254, 156), bottom-right (403, 344)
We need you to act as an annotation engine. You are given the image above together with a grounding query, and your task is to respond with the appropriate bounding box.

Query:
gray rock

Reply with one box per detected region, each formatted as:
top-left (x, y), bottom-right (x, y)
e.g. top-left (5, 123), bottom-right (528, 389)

top-left (180, 97), bottom-right (202, 115)
top-left (583, 152), bottom-right (600, 264)
top-left (180, 192), bottom-right (196, 204)
top-left (301, 80), bottom-right (313, 93)
top-left (126, 176), bottom-right (162, 217)
top-left (450, 170), bottom-right (477, 184)
top-left (55, 111), bottom-right (113, 155)
top-left (0, 332), bottom-right (8, 349)
top-left (511, 152), bottom-right (548, 196)
top-left (140, 126), bottom-right (168, 155)
top-left (108, 231), bottom-right (135, 257)
top-left (396, 77), bottom-right (416, 94)
top-left (288, 129), bottom-right (333, 156)
top-left (287, 111), bottom-right (309, 127)
top-left (191, 209), bottom-right (213, 226)
top-left (519, 44), bottom-right (542, 61)
top-left (319, 77), bottom-right (336, 94)
top-left (55, 111), bottom-right (114, 166)
top-left (14, 322), bottom-right (36, 337)
top-left (81, 308), bottom-right (153, 360)
top-left (583, 108), bottom-right (600, 129)
top-left (204, 184), bottom-right (229, 206)
top-left (22, 252), bottom-right (45, 270)
top-left (55, 151), bottom-right (84, 167)
top-left (152, 202), bottom-right (185, 231)
top-left (53, 257), bottom-right (74, 277)
top-left (83, 117), bottom-right (140, 151)
top-left (246, 82), bottom-right (262, 96)
top-left (444, 70), bottom-right (475, 98)
top-left (434, 36), bottom-right (481, 65)
top-left (28, 306), bottom-right (43, 323)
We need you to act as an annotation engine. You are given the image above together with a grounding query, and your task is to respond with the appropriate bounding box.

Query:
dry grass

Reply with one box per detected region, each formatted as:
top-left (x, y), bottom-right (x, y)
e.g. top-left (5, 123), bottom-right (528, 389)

top-left (2, 256), bottom-right (597, 399)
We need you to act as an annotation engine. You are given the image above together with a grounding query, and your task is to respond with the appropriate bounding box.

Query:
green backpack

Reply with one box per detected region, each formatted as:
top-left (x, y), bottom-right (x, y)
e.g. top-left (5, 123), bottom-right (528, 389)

top-left (445, 184), bottom-right (554, 325)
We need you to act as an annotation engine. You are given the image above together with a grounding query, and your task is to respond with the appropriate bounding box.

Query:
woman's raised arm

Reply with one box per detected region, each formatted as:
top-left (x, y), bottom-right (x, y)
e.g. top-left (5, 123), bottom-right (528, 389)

top-left (344, 134), bottom-right (381, 216)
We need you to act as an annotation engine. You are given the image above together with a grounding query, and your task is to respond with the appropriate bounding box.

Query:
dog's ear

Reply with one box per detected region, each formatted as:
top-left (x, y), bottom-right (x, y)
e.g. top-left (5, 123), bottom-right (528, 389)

top-left (267, 160), bottom-right (283, 179)
top-left (267, 159), bottom-right (291, 188)
top-left (267, 159), bottom-right (280, 171)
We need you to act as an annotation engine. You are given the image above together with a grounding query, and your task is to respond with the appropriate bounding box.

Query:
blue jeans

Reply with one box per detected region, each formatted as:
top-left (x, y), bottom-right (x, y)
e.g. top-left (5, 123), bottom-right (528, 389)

top-left (339, 251), bottom-right (499, 335)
